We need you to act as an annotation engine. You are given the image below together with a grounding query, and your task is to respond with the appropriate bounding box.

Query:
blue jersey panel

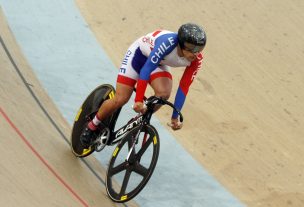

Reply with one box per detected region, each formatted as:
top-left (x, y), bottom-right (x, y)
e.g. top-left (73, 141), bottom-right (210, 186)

top-left (172, 86), bottom-right (186, 119)
top-left (139, 33), bottom-right (178, 80)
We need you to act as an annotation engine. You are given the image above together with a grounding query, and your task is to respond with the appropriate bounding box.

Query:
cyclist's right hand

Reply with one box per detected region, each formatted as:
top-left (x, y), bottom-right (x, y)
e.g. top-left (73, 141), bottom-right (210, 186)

top-left (133, 102), bottom-right (147, 114)
top-left (168, 118), bottom-right (183, 130)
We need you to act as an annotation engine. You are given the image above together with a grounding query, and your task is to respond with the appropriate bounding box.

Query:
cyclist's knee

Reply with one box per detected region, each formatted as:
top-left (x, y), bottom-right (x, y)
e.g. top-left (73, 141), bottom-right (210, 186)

top-left (155, 91), bottom-right (170, 100)
top-left (113, 96), bottom-right (129, 108)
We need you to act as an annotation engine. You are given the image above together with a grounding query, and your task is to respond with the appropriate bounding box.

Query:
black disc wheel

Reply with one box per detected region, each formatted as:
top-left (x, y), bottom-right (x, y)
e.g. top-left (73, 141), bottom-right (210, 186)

top-left (70, 84), bottom-right (115, 157)
top-left (106, 124), bottom-right (160, 202)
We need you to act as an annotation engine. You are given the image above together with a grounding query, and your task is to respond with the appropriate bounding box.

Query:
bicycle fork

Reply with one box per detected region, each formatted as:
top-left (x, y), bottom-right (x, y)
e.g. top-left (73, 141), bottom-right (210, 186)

top-left (126, 124), bottom-right (144, 163)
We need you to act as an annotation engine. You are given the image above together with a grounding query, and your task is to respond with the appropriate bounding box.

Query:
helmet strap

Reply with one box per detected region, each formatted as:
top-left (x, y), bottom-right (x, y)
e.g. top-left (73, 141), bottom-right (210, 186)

top-left (177, 44), bottom-right (184, 57)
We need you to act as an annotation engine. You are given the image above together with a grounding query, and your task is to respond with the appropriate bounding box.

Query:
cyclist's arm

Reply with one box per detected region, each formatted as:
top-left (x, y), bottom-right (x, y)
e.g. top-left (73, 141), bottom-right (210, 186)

top-left (172, 53), bottom-right (203, 119)
top-left (135, 34), bottom-right (177, 103)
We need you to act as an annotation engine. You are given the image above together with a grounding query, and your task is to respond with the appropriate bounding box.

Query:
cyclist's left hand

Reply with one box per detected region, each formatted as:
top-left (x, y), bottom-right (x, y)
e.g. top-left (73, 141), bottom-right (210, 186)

top-left (133, 102), bottom-right (147, 114)
top-left (169, 118), bottom-right (183, 130)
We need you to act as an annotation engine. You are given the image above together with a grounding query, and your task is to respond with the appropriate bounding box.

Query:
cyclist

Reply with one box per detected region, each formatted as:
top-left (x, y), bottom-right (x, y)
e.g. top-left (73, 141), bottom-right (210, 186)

top-left (80, 23), bottom-right (207, 148)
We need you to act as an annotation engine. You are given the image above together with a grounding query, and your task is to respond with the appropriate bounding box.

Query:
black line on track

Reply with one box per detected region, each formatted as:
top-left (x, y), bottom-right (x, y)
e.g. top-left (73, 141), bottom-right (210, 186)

top-left (0, 34), bottom-right (129, 207)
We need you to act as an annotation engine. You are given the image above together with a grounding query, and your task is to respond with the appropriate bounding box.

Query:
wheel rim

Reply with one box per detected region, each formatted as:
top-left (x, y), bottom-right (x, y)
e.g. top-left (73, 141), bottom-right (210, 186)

top-left (106, 126), bottom-right (159, 202)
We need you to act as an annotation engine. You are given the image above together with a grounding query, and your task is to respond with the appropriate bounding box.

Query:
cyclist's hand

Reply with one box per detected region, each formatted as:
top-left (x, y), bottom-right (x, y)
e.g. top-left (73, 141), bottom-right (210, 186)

top-left (169, 118), bottom-right (183, 130)
top-left (133, 102), bottom-right (147, 114)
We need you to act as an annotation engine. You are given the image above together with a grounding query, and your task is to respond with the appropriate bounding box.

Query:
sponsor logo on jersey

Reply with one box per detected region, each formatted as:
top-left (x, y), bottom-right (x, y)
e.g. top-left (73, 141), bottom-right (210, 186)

top-left (142, 36), bottom-right (154, 47)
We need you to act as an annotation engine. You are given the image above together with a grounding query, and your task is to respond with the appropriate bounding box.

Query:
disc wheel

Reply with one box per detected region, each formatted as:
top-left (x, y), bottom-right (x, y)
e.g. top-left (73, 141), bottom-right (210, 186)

top-left (106, 124), bottom-right (160, 202)
top-left (70, 84), bottom-right (115, 157)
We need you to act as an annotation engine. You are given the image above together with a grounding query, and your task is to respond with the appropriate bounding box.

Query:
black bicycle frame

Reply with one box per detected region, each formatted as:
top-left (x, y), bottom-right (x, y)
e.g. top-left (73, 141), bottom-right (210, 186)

top-left (106, 107), bottom-right (155, 146)
top-left (102, 95), bottom-right (182, 147)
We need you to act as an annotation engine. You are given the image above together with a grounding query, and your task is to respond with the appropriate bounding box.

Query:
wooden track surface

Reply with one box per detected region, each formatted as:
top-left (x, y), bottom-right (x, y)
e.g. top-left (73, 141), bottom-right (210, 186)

top-left (75, 1), bottom-right (304, 206)
top-left (0, 8), bottom-right (138, 207)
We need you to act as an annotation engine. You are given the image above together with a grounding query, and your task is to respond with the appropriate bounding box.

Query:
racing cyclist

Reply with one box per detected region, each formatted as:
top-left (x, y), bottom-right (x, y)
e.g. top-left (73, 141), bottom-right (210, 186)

top-left (80, 23), bottom-right (207, 148)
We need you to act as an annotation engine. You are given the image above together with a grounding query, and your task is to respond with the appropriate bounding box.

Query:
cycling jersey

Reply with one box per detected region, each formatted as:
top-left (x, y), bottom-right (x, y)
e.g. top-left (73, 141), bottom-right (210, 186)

top-left (117, 30), bottom-right (203, 119)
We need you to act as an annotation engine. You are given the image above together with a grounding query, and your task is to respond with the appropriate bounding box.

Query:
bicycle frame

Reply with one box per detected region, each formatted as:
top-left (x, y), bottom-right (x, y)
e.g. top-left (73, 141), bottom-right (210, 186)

top-left (108, 114), bottom-right (144, 145)
top-left (104, 104), bottom-right (155, 146)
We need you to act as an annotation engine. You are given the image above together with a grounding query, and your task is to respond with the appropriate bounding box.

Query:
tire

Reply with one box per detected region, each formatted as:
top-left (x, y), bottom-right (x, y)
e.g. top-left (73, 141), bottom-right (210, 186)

top-left (70, 84), bottom-right (115, 157)
top-left (106, 124), bottom-right (160, 202)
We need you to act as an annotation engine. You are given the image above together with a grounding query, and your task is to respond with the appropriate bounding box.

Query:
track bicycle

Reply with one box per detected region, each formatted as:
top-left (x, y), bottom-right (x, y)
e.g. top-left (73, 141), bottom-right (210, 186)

top-left (71, 84), bottom-right (183, 202)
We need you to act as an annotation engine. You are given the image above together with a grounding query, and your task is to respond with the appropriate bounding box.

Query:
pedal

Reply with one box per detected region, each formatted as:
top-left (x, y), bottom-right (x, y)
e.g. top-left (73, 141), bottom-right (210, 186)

top-left (94, 127), bottom-right (110, 152)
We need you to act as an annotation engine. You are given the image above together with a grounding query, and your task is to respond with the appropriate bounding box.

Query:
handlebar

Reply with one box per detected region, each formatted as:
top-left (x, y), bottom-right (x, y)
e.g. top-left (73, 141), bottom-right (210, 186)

top-left (144, 96), bottom-right (184, 123)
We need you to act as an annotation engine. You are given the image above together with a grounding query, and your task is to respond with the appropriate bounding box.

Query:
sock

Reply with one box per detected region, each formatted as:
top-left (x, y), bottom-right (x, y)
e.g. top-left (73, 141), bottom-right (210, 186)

top-left (88, 114), bottom-right (102, 131)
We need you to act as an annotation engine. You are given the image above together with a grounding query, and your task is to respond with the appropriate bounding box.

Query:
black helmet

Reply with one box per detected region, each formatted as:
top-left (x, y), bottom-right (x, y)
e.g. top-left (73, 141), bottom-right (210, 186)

top-left (178, 23), bottom-right (206, 53)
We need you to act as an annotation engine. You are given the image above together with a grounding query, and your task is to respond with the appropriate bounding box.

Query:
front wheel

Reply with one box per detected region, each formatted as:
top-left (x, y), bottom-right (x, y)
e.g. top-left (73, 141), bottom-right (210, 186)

top-left (106, 124), bottom-right (160, 202)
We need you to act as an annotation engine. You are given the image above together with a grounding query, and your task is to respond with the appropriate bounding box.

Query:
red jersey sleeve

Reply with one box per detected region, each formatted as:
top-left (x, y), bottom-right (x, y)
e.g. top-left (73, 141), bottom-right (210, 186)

top-left (172, 53), bottom-right (203, 119)
top-left (179, 53), bottom-right (203, 95)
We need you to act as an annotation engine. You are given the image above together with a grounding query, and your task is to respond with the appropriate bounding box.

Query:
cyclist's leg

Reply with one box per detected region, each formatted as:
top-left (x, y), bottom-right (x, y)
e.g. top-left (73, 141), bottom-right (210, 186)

top-left (80, 41), bottom-right (140, 147)
top-left (94, 40), bottom-right (141, 123)
top-left (80, 81), bottom-right (134, 147)
top-left (150, 67), bottom-right (172, 111)
top-left (96, 82), bottom-right (133, 120)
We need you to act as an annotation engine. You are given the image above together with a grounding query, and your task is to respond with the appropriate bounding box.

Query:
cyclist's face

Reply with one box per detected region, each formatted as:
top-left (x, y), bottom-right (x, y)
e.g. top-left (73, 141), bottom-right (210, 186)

top-left (182, 42), bottom-right (203, 61)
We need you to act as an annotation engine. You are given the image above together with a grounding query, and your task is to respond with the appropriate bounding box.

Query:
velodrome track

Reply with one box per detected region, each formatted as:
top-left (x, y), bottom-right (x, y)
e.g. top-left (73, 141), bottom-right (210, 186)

top-left (0, 8), bottom-right (138, 207)
top-left (1, 0), bottom-right (304, 206)
top-left (77, 1), bottom-right (304, 206)
top-left (0, 3), bottom-right (242, 206)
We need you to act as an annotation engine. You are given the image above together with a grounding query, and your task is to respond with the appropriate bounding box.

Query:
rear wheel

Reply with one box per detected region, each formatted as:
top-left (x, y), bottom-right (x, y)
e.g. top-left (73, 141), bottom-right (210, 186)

top-left (106, 124), bottom-right (160, 202)
top-left (70, 84), bottom-right (115, 157)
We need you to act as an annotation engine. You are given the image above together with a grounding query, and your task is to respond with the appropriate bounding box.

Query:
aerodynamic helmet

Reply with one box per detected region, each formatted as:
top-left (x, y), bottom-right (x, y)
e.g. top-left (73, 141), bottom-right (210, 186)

top-left (178, 23), bottom-right (207, 53)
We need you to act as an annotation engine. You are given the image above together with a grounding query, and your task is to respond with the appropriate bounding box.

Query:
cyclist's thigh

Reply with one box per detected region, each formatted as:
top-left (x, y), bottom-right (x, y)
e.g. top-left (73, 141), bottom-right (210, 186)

top-left (150, 67), bottom-right (172, 99)
top-left (114, 82), bottom-right (134, 105)
top-left (115, 40), bottom-right (142, 104)
top-left (117, 39), bottom-right (143, 87)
